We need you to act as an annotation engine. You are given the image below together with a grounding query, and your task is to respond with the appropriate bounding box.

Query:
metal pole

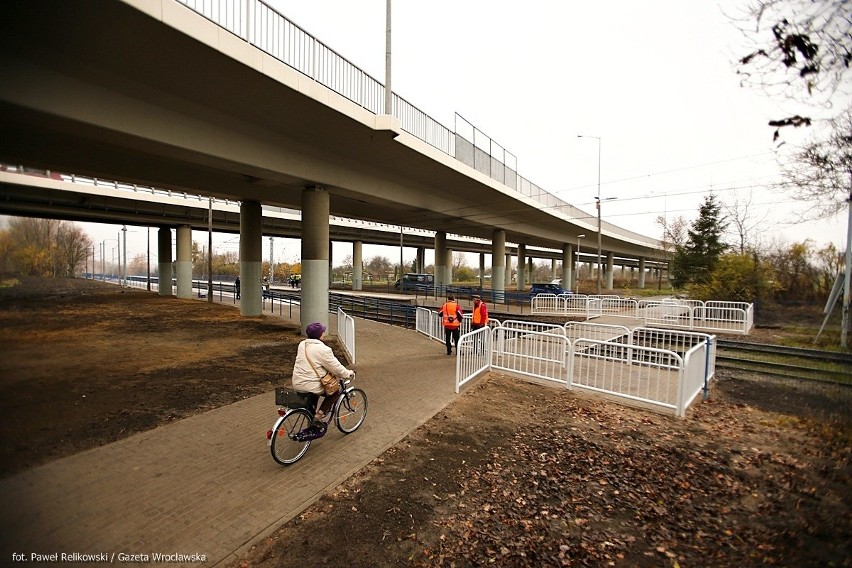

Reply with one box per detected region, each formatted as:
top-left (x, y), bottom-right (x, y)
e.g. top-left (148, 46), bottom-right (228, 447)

top-left (578, 135), bottom-right (602, 295)
top-left (384, 0), bottom-right (392, 115)
top-left (117, 232), bottom-right (121, 285)
top-left (122, 225), bottom-right (127, 287)
top-left (596, 139), bottom-right (602, 296)
top-left (147, 227), bottom-right (151, 291)
top-left (576, 234), bottom-right (585, 293)
top-left (208, 196), bottom-right (213, 303)
top-left (842, 185), bottom-right (851, 347)
top-left (269, 236), bottom-right (274, 284)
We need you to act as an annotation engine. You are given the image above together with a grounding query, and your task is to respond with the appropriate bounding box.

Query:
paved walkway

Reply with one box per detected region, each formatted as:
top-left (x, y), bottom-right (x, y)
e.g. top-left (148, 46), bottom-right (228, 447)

top-left (0, 288), bottom-right (657, 567)
top-left (0, 306), bottom-right (460, 567)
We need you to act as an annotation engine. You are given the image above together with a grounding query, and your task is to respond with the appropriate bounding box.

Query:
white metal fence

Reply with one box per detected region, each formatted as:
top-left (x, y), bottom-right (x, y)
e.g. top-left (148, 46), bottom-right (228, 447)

top-left (643, 300), bottom-right (753, 335)
top-left (454, 321), bottom-right (716, 417)
top-left (415, 307), bottom-right (501, 343)
top-left (337, 307), bottom-right (356, 364)
top-left (564, 321), bottom-right (630, 343)
top-left (489, 327), bottom-right (571, 389)
top-left (455, 327), bottom-right (492, 392)
top-left (531, 294), bottom-right (754, 335)
top-left (530, 294), bottom-right (601, 317)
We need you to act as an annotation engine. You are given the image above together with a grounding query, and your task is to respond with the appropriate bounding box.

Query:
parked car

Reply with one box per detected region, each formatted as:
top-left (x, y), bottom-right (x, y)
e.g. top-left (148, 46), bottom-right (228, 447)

top-left (394, 273), bottom-right (434, 291)
top-left (530, 282), bottom-right (569, 296)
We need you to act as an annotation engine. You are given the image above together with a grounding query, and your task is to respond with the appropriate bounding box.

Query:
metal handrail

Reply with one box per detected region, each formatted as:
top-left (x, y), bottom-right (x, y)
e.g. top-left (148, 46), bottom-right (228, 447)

top-left (173, 0), bottom-right (662, 249)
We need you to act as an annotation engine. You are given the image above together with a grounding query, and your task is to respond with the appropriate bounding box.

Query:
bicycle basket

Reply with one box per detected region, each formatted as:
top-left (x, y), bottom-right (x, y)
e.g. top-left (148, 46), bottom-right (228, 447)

top-left (274, 387), bottom-right (312, 409)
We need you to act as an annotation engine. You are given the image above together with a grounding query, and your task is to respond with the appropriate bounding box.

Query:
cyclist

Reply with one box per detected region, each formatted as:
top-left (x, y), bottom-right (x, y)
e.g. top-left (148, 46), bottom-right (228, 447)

top-left (291, 322), bottom-right (355, 425)
top-left (438, 294), bottom-right (463, 355)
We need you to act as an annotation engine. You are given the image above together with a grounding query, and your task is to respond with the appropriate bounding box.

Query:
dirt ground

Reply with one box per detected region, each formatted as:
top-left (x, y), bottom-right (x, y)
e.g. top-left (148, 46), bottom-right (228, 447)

top-left (1, 277), bottom-right (850, 567)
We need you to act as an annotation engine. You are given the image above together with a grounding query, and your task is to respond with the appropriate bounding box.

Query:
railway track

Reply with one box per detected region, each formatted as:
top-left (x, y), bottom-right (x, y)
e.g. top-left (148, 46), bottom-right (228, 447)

top-left (716, 339), bottom-right (852, 385)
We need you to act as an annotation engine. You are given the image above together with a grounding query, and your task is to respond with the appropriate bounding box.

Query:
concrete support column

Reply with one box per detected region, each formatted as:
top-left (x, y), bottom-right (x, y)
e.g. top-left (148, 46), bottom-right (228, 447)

top-left (301, 187), bottom-right (330, 334)
top-left (491, 229), bottom-right (506, 303)
top-left (416, 247), bottom-right (425, 274)
top-left (562, 245), bottom-right (572, 290)
top-left (479, 253), bottom-right (486, 289)
top-left (239, 201), bottom-right (262, 316)
top-left (157, 227), bottom-right (173, 297)
top-left (505, 253), bottom-right (512, 288)
top-left (352, 241), bottom-right (363, 291)
top-left (551, 259), bottom-right (557, 280)
top-left (638, 257), bottom-right (646, 289)
top-left (434, 232), bottom-right (448, 289)
top-left (516, 244), bottom-right (526, 291)
top-left (176, 225), bottom-right (192, 299)
top-left (606, 252), bottom-right (614, 290)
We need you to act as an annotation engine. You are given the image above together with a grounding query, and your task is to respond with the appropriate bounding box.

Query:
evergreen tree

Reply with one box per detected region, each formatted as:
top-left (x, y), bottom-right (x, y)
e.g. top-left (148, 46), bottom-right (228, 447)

top-left (671, 195), bottom-right (729, 287)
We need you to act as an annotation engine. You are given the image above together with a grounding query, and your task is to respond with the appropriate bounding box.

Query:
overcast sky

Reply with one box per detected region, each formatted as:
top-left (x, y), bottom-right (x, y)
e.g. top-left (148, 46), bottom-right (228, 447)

top-left (77, 0), bottom-right (848, 267)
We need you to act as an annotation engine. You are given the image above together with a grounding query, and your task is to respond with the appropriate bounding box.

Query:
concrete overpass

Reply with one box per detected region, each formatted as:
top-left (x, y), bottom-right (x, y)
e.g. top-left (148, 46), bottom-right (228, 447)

top-left (0, 167), bottom-right (667, 279)
top-left (0, 0), bottom-right (666, 331)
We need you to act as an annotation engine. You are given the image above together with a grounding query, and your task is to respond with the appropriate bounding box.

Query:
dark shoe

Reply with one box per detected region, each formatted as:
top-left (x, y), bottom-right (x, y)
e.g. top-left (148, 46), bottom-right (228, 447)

top-left (447, 351), bottom-right (452, 356)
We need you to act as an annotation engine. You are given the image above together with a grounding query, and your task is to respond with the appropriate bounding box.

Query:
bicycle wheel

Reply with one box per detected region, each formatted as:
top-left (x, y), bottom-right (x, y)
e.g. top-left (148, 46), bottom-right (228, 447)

top-left (335, 388), bottom-right (368, 433)
top-left (270, 408), bottom-right (313, 465)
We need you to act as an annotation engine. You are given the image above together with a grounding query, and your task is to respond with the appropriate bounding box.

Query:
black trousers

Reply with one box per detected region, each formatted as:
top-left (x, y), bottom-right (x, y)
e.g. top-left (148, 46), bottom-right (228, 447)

top-left (444, 327), bottom-right (460, 354)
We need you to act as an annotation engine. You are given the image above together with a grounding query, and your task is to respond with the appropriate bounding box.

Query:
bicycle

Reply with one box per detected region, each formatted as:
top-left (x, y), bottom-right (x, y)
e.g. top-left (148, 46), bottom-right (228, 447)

top-left (266, 375), bottom-right (368, 465)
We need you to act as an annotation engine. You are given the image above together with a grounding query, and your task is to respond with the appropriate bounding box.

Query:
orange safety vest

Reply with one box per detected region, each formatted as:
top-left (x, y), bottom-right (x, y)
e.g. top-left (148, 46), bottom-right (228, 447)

top-left (441, 301), bottom-right (461, 329)
top-left (472, 302), bottom-right (487, 326)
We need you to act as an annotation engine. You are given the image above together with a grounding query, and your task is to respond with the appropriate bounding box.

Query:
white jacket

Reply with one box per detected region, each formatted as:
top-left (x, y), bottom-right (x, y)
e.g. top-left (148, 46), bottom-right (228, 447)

top-left (291, 338), bottom-right (354, 395)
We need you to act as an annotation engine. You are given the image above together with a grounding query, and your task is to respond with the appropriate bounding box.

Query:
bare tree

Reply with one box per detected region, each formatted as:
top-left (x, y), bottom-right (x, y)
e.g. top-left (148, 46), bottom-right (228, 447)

top-left (778, 106), bottom-right (852, 219)
top-left (734, 0), bottom-right (852, 140)
top-left (55, 223), bottom-right (91, 277)
top-left (3, 217), bottom-right (91, 277)
top-left (656, 214), bottom-right (688, 251)
top-left (723, 191), bottom-right (772, 253)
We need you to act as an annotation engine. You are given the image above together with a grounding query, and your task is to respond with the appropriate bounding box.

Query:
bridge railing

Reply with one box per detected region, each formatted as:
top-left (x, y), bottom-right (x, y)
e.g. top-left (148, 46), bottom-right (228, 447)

top-left (174, 0), bottom-right (662, 250)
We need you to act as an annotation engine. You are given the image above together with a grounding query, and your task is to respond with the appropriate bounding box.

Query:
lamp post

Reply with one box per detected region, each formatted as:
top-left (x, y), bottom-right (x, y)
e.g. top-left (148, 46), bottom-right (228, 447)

top-left (576, 234), bottom-right (585, 293)
top-left (578, 135), bottom-right (602, 295)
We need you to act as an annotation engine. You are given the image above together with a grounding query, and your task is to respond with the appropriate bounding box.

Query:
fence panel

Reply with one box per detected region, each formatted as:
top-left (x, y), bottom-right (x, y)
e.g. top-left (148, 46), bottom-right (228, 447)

top-left (456, 327), bottom-right (492, 392)
top-left (692, 306), bottom-right (751, 335)
top-left (643, 302), bottom-right (693, 329)
top-left (600, 298), bottom-right (639, 318)
top-left (681, 340), bottom-right (712, 415)
top-left (564, 322), bottom-right (631, 343)
top-left (416, 307), bottom-right (443, 342)
top-left (571, 339), bottom-right (683, 414)
top-left (531, 293), bottom-right (561, 314)
top-left (337, 307), bottom-right (356, 364)
top-left (632, 327), bottom-right (716, 408)
top-left (491, 327), bottom-right (571, 387)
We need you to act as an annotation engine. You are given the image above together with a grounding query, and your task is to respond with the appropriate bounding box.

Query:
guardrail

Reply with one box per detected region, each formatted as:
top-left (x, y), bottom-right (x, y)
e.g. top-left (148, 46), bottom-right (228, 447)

top-left (530, 293), bottom-right (753, 335)
top-left (328, 293), bottom-right (416, 329)
top-left (173, 0), bottom-right (662, 251)
top-left (454, 321), bottom-right (716, 417)
top-left (415, 307), bottom-right (502, 343)
top-left (643, 300), bottom-right (753, 335)
top-left (490, 327), bottom-right (572, 388)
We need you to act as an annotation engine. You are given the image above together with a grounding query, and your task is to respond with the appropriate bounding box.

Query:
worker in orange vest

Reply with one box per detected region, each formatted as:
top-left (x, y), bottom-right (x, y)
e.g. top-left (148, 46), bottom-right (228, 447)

top-left (470, 294), bottom-right (488, 331)
top-left (438, 294), bottom-right (463, 356)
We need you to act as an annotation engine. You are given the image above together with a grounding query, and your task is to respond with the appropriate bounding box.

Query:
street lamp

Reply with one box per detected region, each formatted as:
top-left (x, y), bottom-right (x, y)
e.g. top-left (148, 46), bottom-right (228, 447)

top-left (578, 135), bottom-right (602, 295)
top-left (576, 234), bottom-right (585, 292)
